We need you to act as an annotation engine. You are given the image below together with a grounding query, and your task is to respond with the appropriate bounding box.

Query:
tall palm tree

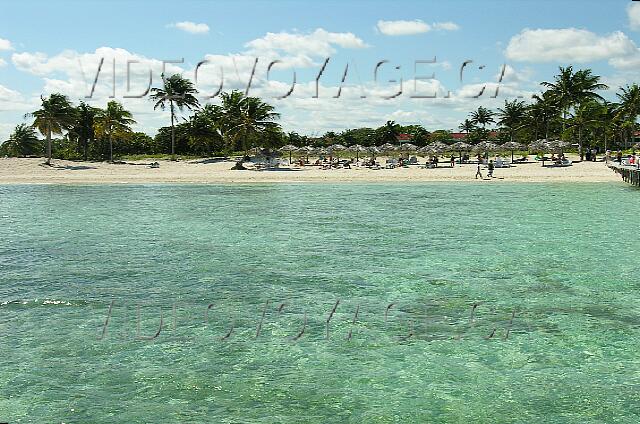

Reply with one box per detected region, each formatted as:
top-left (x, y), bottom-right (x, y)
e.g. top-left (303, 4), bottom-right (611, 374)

top-left (470, 106), bottom-right (494, 129)
top-left (27, 93), bottom-right (76, 165)
top-left (150, 74), bottom-right (200, 159)
top-left (94, 101), bottom-right (136, 162)
top-left (541, 66), bottom-right (575, 132)
top-left (4, 124), bottom-right (40, 157)
top-left (497, 99), bottom-right (526, 143)
top-left (573, 69), bottom-right (608, 104)
top-left (69, 102), bottom-right (100, 161)
top-left (542, 67), bottom-right (607, 137)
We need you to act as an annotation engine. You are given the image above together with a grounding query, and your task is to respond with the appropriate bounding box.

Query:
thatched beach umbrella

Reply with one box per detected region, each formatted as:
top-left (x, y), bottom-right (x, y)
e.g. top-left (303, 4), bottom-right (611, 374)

top-left (327, 144), bottom-right (346, 161)
top-left (279, 144), bottom-right (299, 164)
top-left (422, 142), bottom-right (449, 155)
top-left (399, 143), bottom-right (418, 152)
top-left (501, 141), bottom-right (525, 162)
top-left (547, 139), bottom-right (571, 152)
top-left (473, 141), bottom-right (499, 153)
top-left (379, 143), bottom-right (397, 153)
top-left (451, 141), bottom-right (471, 151)
top-left (529, 139), bottom-right (548, 152)
top-left (451, 141), bottom-right (471, 161)
top-left (298, 145), bottom-right (315, 161)
top-left (314, 147), bottom-right (328, 158)
top-left (348, 144), bottom-right (368, 161)
top-left (368, 146), bottom-right (380, 159)
top-left (529, 139), bottom-right (552, 166)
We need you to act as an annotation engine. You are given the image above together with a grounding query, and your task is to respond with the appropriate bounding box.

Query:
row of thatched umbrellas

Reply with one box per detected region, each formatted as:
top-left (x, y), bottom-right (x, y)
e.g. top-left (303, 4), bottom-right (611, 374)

top-left (278, 139), bottom-right (575, 163)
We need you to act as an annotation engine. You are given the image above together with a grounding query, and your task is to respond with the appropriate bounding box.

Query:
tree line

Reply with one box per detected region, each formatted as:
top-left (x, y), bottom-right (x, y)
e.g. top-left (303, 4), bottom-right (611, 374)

top-left (1, 66), bottom-right (640, 161)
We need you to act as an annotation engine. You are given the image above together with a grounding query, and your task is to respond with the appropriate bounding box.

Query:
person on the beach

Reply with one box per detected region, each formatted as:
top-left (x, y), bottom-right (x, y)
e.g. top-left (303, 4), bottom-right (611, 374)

top-left (475, 163), bottom-right (483, 179)
top-left (450, 155), bottom-right (455, 168)
top-left (487, 160), bottom-right (495, 178)
top-left (616, 151), bottom-right (623, 163)
top-left (605, 149), bottom-right (611, 164)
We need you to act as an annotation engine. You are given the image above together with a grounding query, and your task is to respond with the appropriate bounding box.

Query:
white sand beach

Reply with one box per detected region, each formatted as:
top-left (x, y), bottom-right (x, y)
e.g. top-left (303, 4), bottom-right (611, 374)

top-left (0, 155), bottom-right (620, 184)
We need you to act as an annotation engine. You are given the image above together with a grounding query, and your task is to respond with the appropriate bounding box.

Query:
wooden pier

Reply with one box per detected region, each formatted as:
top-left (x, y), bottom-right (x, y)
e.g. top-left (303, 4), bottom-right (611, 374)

top-left (609, 163), bottom-right (640, 187)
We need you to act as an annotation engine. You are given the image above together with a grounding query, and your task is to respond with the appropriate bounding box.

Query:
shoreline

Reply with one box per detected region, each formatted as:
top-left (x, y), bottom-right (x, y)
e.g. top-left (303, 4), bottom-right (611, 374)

top-left (0, 156), bottom-right (621, 185)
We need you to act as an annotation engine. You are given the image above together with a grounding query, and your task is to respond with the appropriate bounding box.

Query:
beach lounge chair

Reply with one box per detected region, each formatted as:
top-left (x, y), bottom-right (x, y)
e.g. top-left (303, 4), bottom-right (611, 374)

top-left (408, 156), bottom-right (418, 165)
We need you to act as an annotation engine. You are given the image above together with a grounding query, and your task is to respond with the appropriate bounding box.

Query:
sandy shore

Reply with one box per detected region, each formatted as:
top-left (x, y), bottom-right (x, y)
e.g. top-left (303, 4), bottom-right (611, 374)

top-left (0, 155), bottom-right (620, 184)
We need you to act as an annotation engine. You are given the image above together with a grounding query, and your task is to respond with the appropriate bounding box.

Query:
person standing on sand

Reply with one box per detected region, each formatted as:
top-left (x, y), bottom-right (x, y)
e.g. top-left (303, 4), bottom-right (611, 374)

top-left (475, 163), bottom-right (483, 179)
top-left (450, 155), bottom-right (455, 168)
top-left (487, 160), bottom-right (495, 178)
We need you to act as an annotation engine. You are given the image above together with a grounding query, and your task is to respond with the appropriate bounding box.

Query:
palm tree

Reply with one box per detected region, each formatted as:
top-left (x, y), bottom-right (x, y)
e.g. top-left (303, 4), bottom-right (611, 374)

top-left (150, 74), bottom-right (200, 159)
top-left (497, 99), bottom-right (526, 143)
top-left (228, 95), bottom-right (280, 156)
top-left (3, 124), bottom-right (40, 157)
top-left (541, 66), bottom-right (575, 132)
top-left (380, 120), bottom-right (400, 143)
top-left (458, 119), bottom-right (475, 137)
top-left (470, 106), bottom-right (494, 129)
top-left (94, 101), bottom-right (136, 162)
top-left (528, 92), bottom-right (558, 140)
top-left (27, 93), bottom-right (76, 165)
top-left (542, 67), bottom-right (607, 138)
top-left (569, 101), bottom-right (600, 159)
top-left (187, 105), bottom-right (223, 156)
top-left (616, 84), bottom-right (640, 149)
top-left (69, 102), bottom-right (100, 161)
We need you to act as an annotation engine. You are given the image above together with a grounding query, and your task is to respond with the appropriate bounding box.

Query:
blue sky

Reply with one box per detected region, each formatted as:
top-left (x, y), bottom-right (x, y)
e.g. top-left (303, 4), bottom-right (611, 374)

top-left (1, 0), bottom-right (639, 140)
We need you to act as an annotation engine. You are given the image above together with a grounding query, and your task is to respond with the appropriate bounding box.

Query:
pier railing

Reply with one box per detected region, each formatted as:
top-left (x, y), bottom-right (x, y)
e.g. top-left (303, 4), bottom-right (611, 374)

top-left (609, 162), bottom-right (640, 187)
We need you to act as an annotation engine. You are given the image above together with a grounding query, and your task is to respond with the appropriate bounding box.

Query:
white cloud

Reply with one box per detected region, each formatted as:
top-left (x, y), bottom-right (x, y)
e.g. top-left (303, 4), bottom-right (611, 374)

top-left (245, 29), bottom-right (367, 60)
top-left (505, 28), bottom-right (636, 63)
top-left (168, 21), bottom-right (210, 35)
top-left (377, 20), bottom-right (430, 36)
top-left (432, 22), bottom-right (460, 31)
top-left (0, 58), bottom-right (6, 68)
top-left (376, 20), bottom-right (459, 36)
top-left (628, 3), bottom-right (640, 31)
top-left (0, 38), bottom-right (12, 51)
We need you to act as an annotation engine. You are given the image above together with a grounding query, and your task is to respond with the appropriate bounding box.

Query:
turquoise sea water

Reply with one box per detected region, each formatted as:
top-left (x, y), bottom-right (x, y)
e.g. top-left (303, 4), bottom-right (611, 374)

top-left (1, 182), bottom-right (640, 423)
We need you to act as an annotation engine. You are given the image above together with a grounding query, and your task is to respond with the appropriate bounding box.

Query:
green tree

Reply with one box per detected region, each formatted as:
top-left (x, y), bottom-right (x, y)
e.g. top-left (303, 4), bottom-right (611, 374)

top-left (497, 99), bottom-right (526, 143)
top-left (224, 93), bottom-right (280, 155)
top-left (94, 101), bottom-right (136, 162)
top-left (378, 120), bottom-right (400, 143)
top-left (69, 102), bottom-right (100, 161)
top-left (469, 106), bottom-right (494, 129)
top-left (150, 74), bottom-right (200, 159)
top-left (458, 119), bottom-right (476, 137)
top-left (2, 124), bottom-right (41, 157)
top-left (616, 84), bottom-right (640, 149)
top-left (27, 93), bottom-right (76, 164)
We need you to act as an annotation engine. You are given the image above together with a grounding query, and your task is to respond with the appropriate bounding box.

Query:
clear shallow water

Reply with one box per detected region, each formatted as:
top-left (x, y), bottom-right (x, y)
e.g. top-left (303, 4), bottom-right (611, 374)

top-left (1, 182), bottom-right (640, 423)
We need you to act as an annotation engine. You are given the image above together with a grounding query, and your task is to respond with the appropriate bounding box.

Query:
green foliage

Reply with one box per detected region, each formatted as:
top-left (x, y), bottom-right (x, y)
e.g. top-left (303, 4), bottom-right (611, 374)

top-left (1, 124), bottom-right (42, 157)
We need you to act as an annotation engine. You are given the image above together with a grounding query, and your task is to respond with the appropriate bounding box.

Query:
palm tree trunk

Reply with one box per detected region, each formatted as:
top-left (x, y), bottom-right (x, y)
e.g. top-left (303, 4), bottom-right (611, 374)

top-left (83, 138), bottom-right (88, 161)
top-left (109, 133), bottom-right (113, 163)
top-left (45, 126), bottom-right (52, 165)
top-left (578, 126), bottom-right (583, 161)
top-left (170, 101), bottom-right (176, 160)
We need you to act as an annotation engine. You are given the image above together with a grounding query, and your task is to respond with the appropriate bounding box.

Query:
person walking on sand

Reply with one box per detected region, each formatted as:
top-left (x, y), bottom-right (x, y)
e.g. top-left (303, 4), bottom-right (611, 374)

top-left (475, 162), bottom-right (483, 179)
top-left (450, 155), bottom-right (455, 168)
top-left (487, 160), bottom-right (495, 178)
